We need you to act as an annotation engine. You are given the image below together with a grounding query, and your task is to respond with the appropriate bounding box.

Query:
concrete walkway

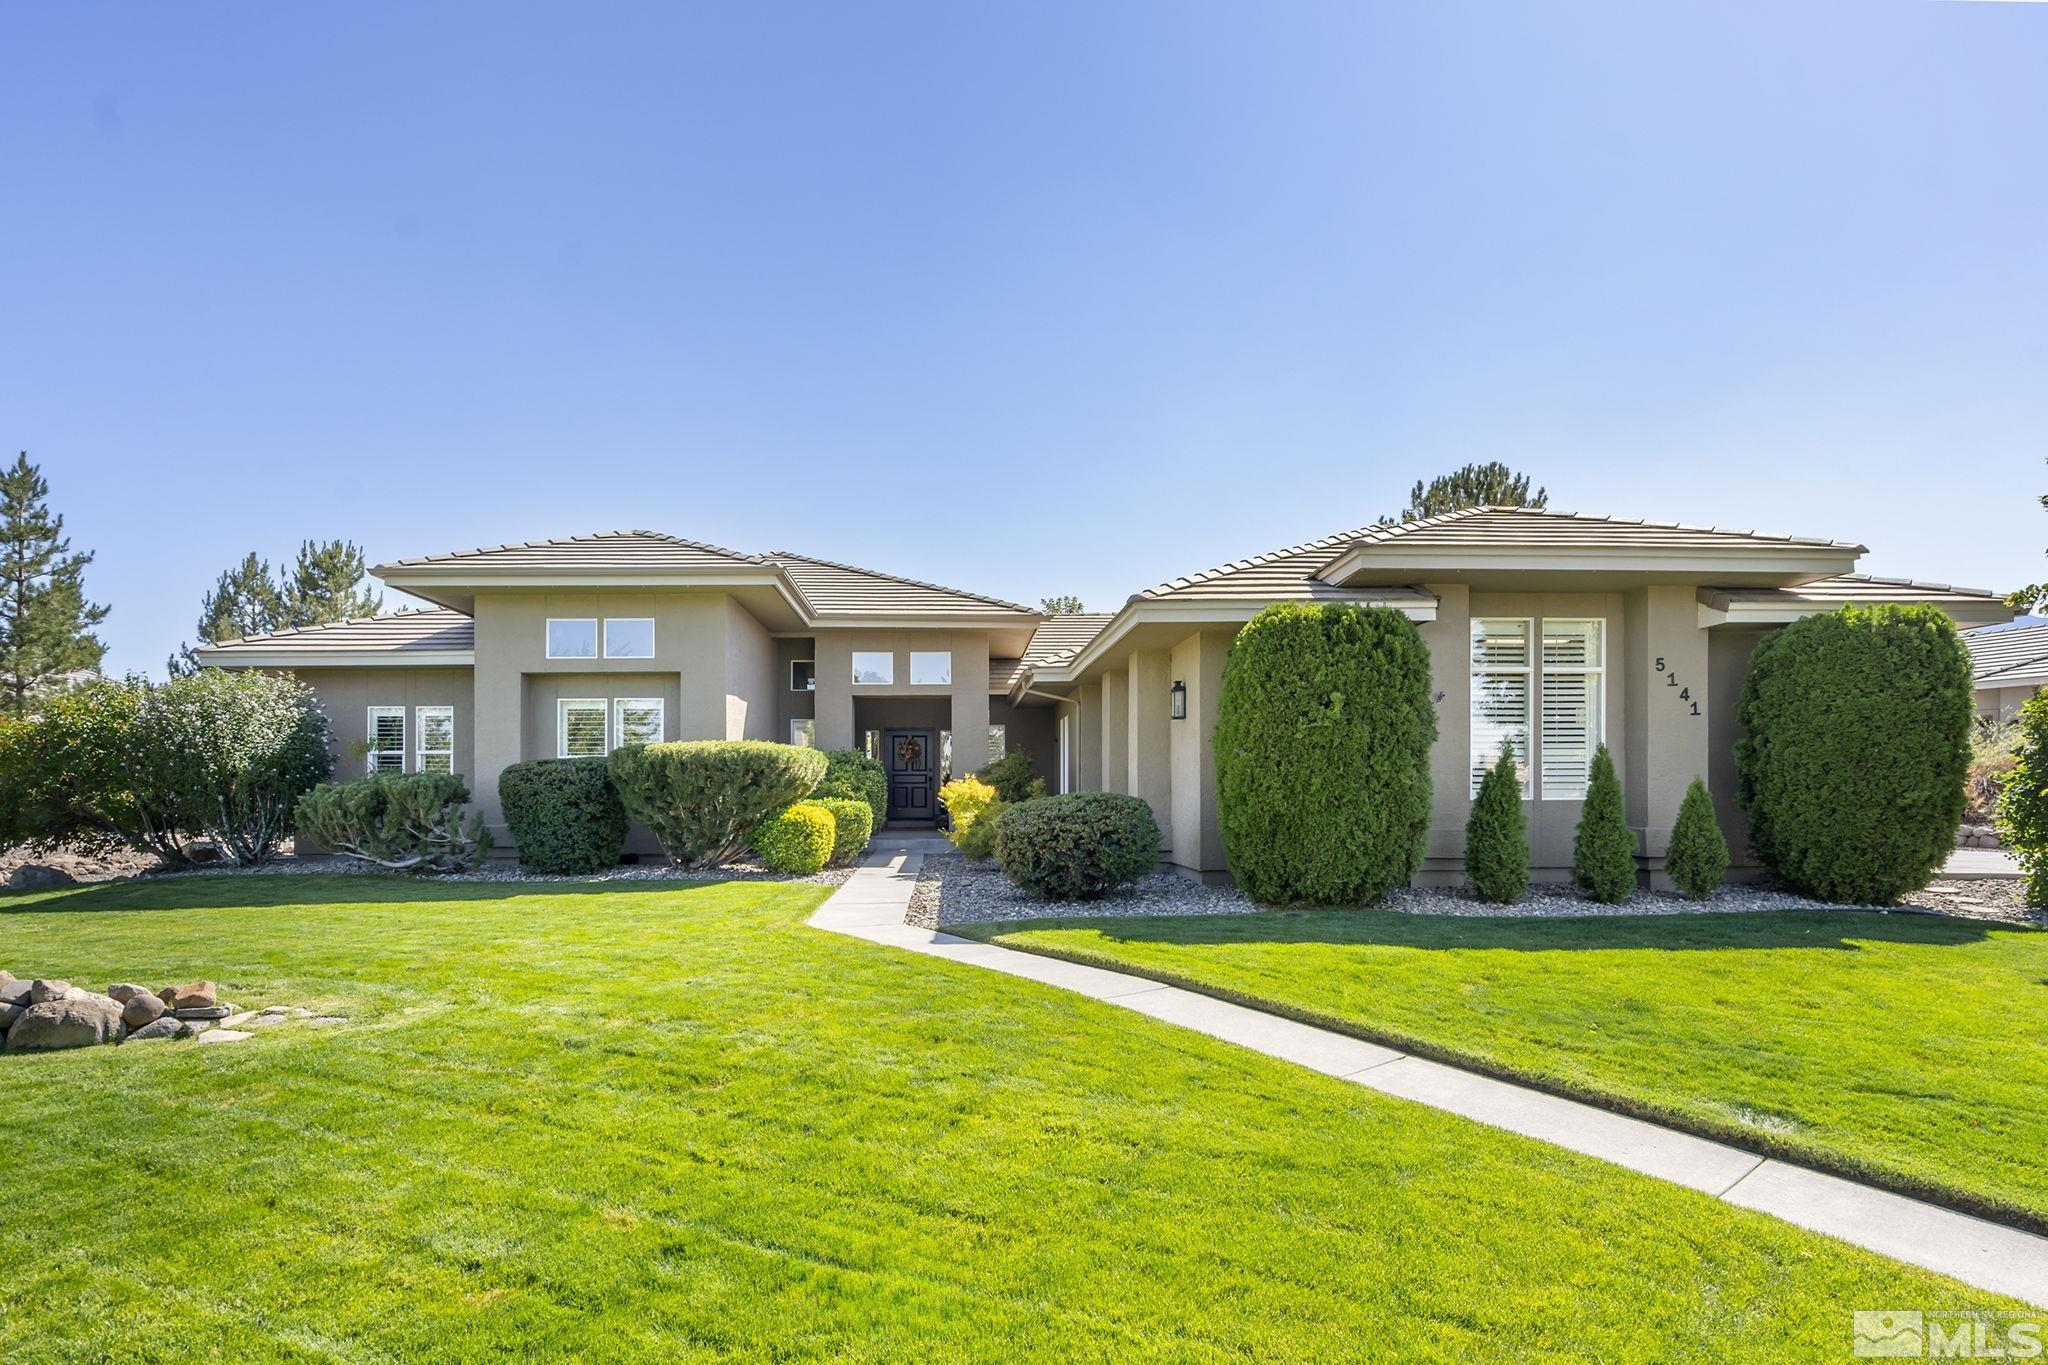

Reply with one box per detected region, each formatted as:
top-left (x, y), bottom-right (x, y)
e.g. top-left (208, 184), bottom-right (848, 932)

top-left (810, 836), bottom-right (2048, 1307)
top-left (1943, 847), bottom-right (2022, 880)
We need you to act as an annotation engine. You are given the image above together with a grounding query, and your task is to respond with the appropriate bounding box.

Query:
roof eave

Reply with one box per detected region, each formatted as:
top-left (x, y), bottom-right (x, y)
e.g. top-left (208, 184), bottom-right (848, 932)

top-left (1319, 545), bottom-right (1861, 586)
top-left (195, 649), bottom-right (477, 668)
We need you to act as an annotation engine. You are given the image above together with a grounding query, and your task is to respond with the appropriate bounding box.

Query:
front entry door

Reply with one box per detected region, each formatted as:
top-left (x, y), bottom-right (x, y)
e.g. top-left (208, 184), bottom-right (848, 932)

top-left (884, 729), bottom-right (936, 824)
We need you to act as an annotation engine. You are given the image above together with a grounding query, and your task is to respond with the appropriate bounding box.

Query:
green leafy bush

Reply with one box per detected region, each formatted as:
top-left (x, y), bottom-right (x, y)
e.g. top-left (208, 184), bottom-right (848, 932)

top-left (813, 796), bottom-right (875, 866)
top-left (1571, 743), bottom-right (1636, 904)
top-left (0, 671), bottom-right (330, 868)
top-left (1466, 745), bottom-right (1529, 904)
top-left (954, 798), bottom-right (1005, 861)
top-left (1665, 777), bottom-right (1729, 901)
top-left (1968, 719), bottom-right (2021, 826)
top-left (814, 749), bottom-right (886, 832)
top-left (1215, 603), bottom-right (1436, 904)
top-left (1736, 605), bottom-right (1972, 904)
top-left (608, 741), bottom-right (825, 868)
top-left (295, 772), bottom-right (492, 872)
top-left (748, 802), bottom-right (836, 874)
top-left (1998, 691), bottom-right (2048, 907)
top-left (939, 775), bottom-right (998, 852)
top-left (994, 792), bottom-right (1158, 899)
top-left (976, 750), bottom-right (1045, 804)
top-left (499, 757), bottom-right (628, 874)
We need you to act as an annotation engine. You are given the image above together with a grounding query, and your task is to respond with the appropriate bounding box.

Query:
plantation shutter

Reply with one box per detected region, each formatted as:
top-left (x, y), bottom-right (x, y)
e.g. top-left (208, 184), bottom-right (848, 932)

top-left (1540, 620), bottom-right (1603, 800)
top-left (559, 700), bottom-right (608, 758)
top-left (613, 699), bottom-right (664, 747)
top-left (416, 706), bottom-right (455, 773)
top-left (367, 707), bottom-right (405, 774)
top-left (1470, 620), bottom-right (1531, 797)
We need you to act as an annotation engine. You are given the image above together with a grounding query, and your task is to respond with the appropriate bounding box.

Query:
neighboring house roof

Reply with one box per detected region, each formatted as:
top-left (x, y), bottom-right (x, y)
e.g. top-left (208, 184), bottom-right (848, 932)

top-left (1966, 620), bottom-right (2048, 686)
top-left (196, 608), bottom-right (476, 661)
top-left (374, 530), bottom-right (765, 573)
top-left (1135, 525), bottom-right (1429, 604)
top-left (765, 551), bottom-right (1034, 618)
top-left (1024, 613), bottom-right (1116, 665)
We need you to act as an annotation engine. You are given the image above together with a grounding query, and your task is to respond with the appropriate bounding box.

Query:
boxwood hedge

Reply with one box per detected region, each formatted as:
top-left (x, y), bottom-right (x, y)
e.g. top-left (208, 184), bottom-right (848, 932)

top-left (499, 757), bottom-right (629, 875)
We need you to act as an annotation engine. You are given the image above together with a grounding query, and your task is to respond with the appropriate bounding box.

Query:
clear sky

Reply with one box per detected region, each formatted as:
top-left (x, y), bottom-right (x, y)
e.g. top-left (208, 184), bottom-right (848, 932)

top-left (5, 1), bottom-right (2045, 677)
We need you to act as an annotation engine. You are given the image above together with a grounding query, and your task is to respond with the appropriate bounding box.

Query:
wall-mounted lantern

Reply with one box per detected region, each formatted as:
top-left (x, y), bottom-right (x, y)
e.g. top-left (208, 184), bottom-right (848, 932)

top-left (1170, 679), bottom-right (1187, 721)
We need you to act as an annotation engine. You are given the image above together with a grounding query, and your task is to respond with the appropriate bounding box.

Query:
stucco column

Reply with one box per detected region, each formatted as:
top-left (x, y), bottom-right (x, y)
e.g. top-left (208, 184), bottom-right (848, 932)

top-left (1074, 681), bottom-right (1102, 790)
top-left (1416, 585), bottom-right (1471, 870)
top-left (470, 606), bottom-right (524, 847)
top-left (1629, 585), bottom-right (1712, 889)
top-left (1100, 669), bottom-right (1129, 792)
top-left (950, 641), bottom-right (991, 781)
top-left (814, 635), bottom-right (854, 750)
top-left (1168, 631), bottom-right (1232, 876)
top-left (1127, 647), bottom-right (1173, 846)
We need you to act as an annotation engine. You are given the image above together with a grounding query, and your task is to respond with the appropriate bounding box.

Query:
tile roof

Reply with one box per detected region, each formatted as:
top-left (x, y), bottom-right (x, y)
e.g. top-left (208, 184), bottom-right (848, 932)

top-left (1966, 621), bottom-right (2048, 684)
top-left (765, 552), bottom-right (1034, 617)
top-left (196, 608), bottom-right (475, 656)
top-left (1023, 613), bottom-right (1116, 666)
top-left (1704, 574), bottom-right (2007, 607)
top-left (376, 530), bottom-right (765, 573)
top-left (1316, 506), bottom-right (1863, 570)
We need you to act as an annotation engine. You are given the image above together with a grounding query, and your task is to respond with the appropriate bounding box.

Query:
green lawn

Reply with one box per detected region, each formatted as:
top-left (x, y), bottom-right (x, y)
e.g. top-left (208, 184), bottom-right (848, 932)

top-left (966, 907), bottom-right (2048, 1231)
top-left (0, 878), bottom-right (2015, 1360)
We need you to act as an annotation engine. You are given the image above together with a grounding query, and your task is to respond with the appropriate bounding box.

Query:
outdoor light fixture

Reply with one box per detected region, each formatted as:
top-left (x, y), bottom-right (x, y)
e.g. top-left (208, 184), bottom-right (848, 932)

top-left (1170, 680), bottom-right (1187, 720)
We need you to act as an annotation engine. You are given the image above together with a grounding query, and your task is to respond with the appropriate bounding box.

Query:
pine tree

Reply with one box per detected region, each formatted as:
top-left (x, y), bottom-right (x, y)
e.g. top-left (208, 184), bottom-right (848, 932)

top-left (1039, 595), bottom-right (1086, 615)
top-left (1385, 462), bottom-right (1547, 525)
top-left (1666, 777), bottom-right (1730, 900)
top-left (170, 553), bottom-right (286, 675)
top-left (1571, 742), bottom-right (1637, 903)
top-left (281, 539), bottom-right (382, 626)
top-left (0, 452), bottom-right (109, 713)
top-left (1465, 743), bottom-right (1529, 903)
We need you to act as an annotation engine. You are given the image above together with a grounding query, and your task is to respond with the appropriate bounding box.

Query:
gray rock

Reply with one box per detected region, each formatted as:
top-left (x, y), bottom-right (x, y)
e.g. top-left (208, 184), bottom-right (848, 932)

top-left (0, 1001), bottom-right (18, 1030)
top-left (193, 1029), bottom-right (252, 1045)
top-left (0, 977), bottom-right (29, 1007)
top-left (172, 1005), bottom-right (232, 1021)
top-left (5, 994), bottom-right (123, 1051)
top-left (126, 1016), bottom-right (190, 1041)
top-left (7, 864), bottom-right (76, 890)
top-left (121, 993), bottom-right (166, 1030)
top-left (29, 978), bottom-right (73, 1005)
top-left (107, 982), bottom-right (152, 1004)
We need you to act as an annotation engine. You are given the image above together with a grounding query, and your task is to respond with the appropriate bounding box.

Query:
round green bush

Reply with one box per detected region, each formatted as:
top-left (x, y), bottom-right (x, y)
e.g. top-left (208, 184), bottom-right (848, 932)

top-left (1465, 744), bottom-right (1529, 904)
top-left (608, 740), bottom-right (826, 868)
top-left (993, 792), bottom-right (1158, 899)
top-left (975, 750), bottom-right (1045, 804)
top-left (812, 796), bottom-right (875, 866)
top-left (499, 757), bottom-right (629, 874)
top-left (814, 749), bottom-right (886, 832)
top-left (1665, 776), bottom-right (1729, 901)
top-left (1571, 743), bottom-right (1636, 904)
top-left (1735, 605), bottom-right (1973, 904)
top-left (1214, 602), bottom-right (1437, 904)
top-left (747, 802), bottom-right (836, 874)
top-left (1998, 691), bottom-right (2048, 908)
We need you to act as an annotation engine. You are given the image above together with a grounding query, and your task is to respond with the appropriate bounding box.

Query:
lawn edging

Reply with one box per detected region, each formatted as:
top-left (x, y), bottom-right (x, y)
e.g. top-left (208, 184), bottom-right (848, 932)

top-left (956, 920), bottom-right (2048, 1239)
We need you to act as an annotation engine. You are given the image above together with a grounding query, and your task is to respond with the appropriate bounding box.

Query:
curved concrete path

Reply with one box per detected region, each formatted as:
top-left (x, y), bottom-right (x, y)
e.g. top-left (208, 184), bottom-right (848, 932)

top-left (810, 836), bottom-right (2048, 1308)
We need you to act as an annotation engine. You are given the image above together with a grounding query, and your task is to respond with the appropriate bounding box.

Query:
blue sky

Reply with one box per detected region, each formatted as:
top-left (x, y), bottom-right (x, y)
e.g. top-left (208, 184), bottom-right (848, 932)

top-left (4, 1), bottom-right (2045, 676)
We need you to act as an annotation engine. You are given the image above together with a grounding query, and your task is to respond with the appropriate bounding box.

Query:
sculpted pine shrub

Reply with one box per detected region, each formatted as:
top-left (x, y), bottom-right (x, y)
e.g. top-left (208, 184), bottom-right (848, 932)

top-left (1571, 744), bottom-right (1636, 904)
top-left (1466, 745), bottom-right (1529, 904)
top-left (1665, 777), bottom-right (1729, 901)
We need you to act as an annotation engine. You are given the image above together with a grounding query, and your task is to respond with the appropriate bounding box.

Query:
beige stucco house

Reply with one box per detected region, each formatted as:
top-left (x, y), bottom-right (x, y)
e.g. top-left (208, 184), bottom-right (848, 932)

top-left (1965, 621), bottom-right (2048, 724)
top-left (197, 507), bottom-right (2013, 889)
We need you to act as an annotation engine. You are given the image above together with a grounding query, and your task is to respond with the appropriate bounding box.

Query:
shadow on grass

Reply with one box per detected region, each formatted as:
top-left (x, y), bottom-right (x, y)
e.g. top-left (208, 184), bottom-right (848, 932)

top-left (0, 872), bottom-right (812, 917)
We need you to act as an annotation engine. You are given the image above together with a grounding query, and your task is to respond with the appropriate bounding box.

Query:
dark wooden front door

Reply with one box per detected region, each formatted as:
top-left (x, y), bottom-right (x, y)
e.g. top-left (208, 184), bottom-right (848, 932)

top-left (884, 729), bottom-right (936, 824)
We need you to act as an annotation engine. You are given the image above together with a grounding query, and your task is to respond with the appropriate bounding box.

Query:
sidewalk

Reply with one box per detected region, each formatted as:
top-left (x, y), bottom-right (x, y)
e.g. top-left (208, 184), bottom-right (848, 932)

top-left (810, 835), bottom-right (2048, 1308)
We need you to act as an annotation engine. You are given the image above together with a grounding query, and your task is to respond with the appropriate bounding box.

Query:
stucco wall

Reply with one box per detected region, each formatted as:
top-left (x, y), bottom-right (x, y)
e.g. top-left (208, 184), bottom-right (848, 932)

top-left (290, 666), bottom-right (475, 781)
top-left (723, 598), bottom-right (777, 741)
top-left (1708, 624), bottom-right (1771, 870)
top-left (813, 629), bottom-right (991, 766)
top-left (1980, 683), bottom-right (2038, 724)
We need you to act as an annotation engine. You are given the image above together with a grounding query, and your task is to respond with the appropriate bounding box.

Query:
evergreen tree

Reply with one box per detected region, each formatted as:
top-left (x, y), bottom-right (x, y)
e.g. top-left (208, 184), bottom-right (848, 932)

top-left (1039, 595), bottom-right (1086, 615)
top-left (1386, 462), bottom-right (1547, 525)
top-left (1465, 743), bottom-right (1529, 903)
top-left (0, 452), bottom-right (109, 713)
top-left (282, 538), bottom-right (382, 626)
top-left (1571, 742), bottom-right (1637, 903)
top-left (170, 553), bottom-right (285, 676)
top-left (1665, 777), bottom-right (1730, 900)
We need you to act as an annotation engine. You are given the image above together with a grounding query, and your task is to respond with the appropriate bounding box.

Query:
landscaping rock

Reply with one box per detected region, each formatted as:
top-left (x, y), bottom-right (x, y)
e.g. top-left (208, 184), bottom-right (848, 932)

top-left (172, 1005), bottom-right (232, 1021)
top-left (7, 864), bottom-right (76, 890)
top-left (0, 978), bottom-right (29, 1007)
top-left (107, 982), bottom-right (152, 1004)
top-left (220, 1011), bottom-right (259, 1029)
top-left (160, 981), bottom-right (217, 1010)
top-left (121, 993), bottom-right (167, 1030)
top-left (193, 1029), bottom-right (252, 1045)
top-left (0, 1002), bottom-right (18, 1030)
top-left (127, 1017), bottom-right (190, 1041)
top-left (29, 978), bottom-right (74, 1005)
top-left (5, 995), bottom-right (122, 1051)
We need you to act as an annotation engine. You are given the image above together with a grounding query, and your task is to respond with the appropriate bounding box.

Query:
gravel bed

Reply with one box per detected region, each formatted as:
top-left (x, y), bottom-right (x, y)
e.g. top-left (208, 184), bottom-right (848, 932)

top-left (907, 846), bottom-right (2041, 929)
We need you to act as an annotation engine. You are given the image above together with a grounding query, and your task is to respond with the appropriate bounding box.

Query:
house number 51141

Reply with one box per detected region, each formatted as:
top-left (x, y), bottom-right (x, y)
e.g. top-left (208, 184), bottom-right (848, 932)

top-left (1654, 657), bottom-right (1702, 717)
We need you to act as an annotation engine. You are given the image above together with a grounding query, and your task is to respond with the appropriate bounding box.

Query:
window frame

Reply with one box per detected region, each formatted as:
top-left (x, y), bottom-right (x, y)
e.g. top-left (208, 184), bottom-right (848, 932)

top-left (851, 651), bottom-right (894, 685)
top-left (988, 723), bottom-right (1007, 765)
top-left (909, 650), bottom-right (952, 686)
top-left (790, 718), bottom-right (816, 748)
top-left (1537, 618), bottom-right (1606, 801)
top-left (415, 704), bottom-right (455, 774)
top-left (602, 617), bottom-right (656, 660)
top-left (556, 697), bottom-right (608, 759)
top-left (1470, 617), bottom-right (1534, 800)
top-left (789, 659), bottom-right (816, 692)
top-left (545, 618), bottom-right (599, 660)
top-left (611, 697), bottom-right (664, 748)
top-left (366, 706), bottom-right (406, 775)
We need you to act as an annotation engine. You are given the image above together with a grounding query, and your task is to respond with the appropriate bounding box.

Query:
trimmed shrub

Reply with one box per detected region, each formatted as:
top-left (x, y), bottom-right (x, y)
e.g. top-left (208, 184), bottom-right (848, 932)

top-left (994, 792), bottom-right (1159, 899)
top-left (1998, 691), bottom-right (2048, 907)
top-left (1571, 743), bottom-right (1636, 904)
top-left (499, 757), bottom-right (628, 875)
top-left (815, 749), bottom-right (886, 832)
top-left (939, 775), bottom-right (998, 851)
top-left (813, 796), bottom-right (875, 866)
top-left (1666, 777), bottom-right (1729, 901)
top-left (953, 798), bottom-right (1005, 861)
top-left (1736, 605), bottom-right (1973, 904)
top-left (295, 772), bottom-right (492, 872)
top-left (976, 750), bottom-right (1045, 804)
top-left (1215, 603), bottom-right (1436, 905)
top-left (608, 741), bottom-right (826, 868)
top-left (748, 802), bottom-right (836, 874)
top-left (1466, 745), bottom-right (1529, 904)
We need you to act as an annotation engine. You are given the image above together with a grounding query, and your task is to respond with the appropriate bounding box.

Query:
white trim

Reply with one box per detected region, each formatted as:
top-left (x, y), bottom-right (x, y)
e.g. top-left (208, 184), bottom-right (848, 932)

top-left (1318, 543), bottom-right (1857, 587)
top-left (851, 651), bottom-right (895, 685)
top-left (557, 697), bottom-right (608, 758)
top-left (1470, 618), bottom-right (1534, 799)
top-left (545, 618), bottom-right (600, 660)
top-left (1029, 595), bottom-right (1439, 684)
top-left (366, 706), bottom-right (406, 774)
top-left (415, 705), bottom-right (455, 773)
top-left (1536, 618), bottom-right (1606, 801)
top-left (790, 718), bottom-right (816, 748)
top-left (603, 618), bottom-right (656, 660)
top-left (1057, 714), bottom-right (1071, 794)
top-left (611, 697), bottom-right (664, 747)
top-left (197, 650), bottom-right (475, 668)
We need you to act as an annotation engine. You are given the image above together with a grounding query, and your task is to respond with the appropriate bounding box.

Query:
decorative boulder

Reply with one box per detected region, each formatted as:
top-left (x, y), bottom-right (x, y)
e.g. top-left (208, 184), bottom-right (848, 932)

top-left (0, 1002), bottom-right (18, 1030)
top-left (5, 994), bottom-right (123, 1051)
top-left (0, 978), bottom-right (28, 1007)
top-left (194, 1029), bottom-right (252, 1045)
top-left (107, 983), bottom-right (152, 1004)
top-left (160, 981), bottom-right (217, 1010)
top-left (29, 978), bottom-right (74, 1005)
top-left (126, 1017), bottom-right (191, 1042)
top-left (6, 864), bottom-right (76, 890)
top-left (121, 993), bottom-right (167, 1031)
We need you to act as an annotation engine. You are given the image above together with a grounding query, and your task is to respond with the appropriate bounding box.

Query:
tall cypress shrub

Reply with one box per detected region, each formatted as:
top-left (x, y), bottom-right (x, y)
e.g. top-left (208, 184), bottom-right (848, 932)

top-left (1666, 777), bottom-right (1729, 900)
top-left (1214, 602), bottom-right (1436, 905)
top-left (1466, 744), bottom-right (1529, 904)
top-left (1735, 605), bottom-right (1972, 904)
top-left (1571, 743), bottom-right (1636, 903)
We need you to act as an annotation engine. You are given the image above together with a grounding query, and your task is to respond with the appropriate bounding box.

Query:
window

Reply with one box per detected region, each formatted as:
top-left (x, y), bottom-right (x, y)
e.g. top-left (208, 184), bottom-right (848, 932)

top-left (988, 724), bottom-right (1007, 764)
top-left (1540, 620), bottom-right (1604, 800)
top-left (603, 618), bottom-right (655, 659)
top-left (558, 699), bottom-right (607, 758)
top-left (790, 660), bottom-right (815, 692)
top-left (547, 619), bottom-right (598, 659)
top-left (367, 706), bottom-right (405, 774)
top-left (613, 698), bottom-right (664, 747)
top-left (863, 729), bottom-right (880, 760)
top-left (415, 706), bottom-right (454, 773)
top-left (852, 651), bottom-right (893, 684)
top-left (1058, 715), bottom-right (1071, 794)
top-left (910, 651), bottom-right (951, 685)
top-left (939, 729), bottom-right (953, 781)
top-left (790, 718), bottom-right (816, 748)
top-left (1471, 619), bottom-right (1532, 797)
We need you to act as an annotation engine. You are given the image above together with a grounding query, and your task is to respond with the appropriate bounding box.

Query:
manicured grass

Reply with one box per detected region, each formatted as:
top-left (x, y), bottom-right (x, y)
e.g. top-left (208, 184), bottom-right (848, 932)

top-left (966, 908), bottom-right (2048, 1230)
top-left (0, 878), bottom-right (2012, 1359)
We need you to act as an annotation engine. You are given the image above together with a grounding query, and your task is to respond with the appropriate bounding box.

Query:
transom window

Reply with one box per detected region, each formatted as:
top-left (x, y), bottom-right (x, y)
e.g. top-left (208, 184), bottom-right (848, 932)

top-left (910, 651), bottom-right (951, 685)
top-left (612, 698), bottom-right (664, 747)
top-left (1469, 617), bottom-right (1606, 799)
top-left (547, 619), bottom-right (598, 659)
top-left (851, 652), bottom-right (893, 685)
top-left (988, 724), bottom-right (1007, 764)
top-left (367, 706), bottom-right (405, 774)
top-left (415, 706), bottom-right (454, 773)
top-left (790, 660), bottom-right (815, 692)
top-left (604, 618), bottom-right (655, 659)
top-left (558, 698), bottom-right (608, 758)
